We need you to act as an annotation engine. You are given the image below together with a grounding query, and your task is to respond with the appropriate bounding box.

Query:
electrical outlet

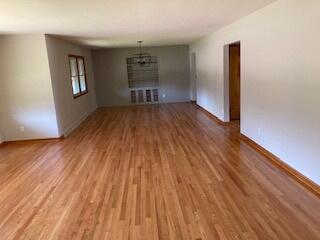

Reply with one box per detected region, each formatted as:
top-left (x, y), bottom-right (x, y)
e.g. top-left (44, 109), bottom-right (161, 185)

top-left (258, 128), bottom-right (262, 136)
top-left (19, 126), bottom-right (25, 132)
top-left (162, 93), bottom-right (166, 98)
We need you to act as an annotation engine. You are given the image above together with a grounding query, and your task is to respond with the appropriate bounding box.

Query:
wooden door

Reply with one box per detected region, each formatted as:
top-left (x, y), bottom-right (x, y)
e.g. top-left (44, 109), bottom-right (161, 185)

top-left (229, 43), bottom-right (241, 120)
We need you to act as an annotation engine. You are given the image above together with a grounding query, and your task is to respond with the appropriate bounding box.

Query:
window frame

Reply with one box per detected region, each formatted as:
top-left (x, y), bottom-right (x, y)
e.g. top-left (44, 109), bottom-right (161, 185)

top-left (68, 54), bottom-right (88, 98)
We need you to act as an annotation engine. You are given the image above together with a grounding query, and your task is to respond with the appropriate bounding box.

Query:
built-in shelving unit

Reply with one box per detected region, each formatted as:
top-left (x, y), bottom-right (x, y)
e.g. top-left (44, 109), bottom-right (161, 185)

top-left (130, 88), bottom-right (159, 104)
top-left (126, 56), bottom-right (159, 88)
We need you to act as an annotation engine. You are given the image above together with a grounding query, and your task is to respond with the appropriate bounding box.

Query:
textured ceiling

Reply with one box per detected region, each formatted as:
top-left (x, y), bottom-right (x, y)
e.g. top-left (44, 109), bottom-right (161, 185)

top-left (0, 0), bottom-right (275, 48)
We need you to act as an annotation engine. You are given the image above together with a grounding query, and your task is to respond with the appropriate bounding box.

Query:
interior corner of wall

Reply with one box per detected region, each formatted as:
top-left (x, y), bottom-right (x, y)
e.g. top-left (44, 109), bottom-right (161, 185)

top-left (43, 36), bottom-right (63, 138)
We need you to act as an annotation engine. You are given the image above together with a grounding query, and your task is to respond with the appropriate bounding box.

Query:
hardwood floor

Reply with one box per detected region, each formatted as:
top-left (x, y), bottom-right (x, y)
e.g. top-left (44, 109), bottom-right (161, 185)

top-left (0, 103), bottom-right (319, 240)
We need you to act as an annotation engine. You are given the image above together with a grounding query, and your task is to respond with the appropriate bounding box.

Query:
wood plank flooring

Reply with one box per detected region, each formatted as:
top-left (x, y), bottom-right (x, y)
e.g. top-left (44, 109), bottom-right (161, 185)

top-left (0, 103), bottom-right (319, 240)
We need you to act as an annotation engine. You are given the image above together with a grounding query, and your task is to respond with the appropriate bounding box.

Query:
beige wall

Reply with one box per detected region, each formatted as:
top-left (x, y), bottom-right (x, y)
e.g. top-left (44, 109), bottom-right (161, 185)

top-left (190, 0), bottom-right (320, 184)
top-left (0, 123), bottom-right (3, 143)
top-left (92, 45), bottom-right (190, 107)
top-left (45, 35), bottom-right (97, 136)
top-left (0, 34), bottom-right (60, 141)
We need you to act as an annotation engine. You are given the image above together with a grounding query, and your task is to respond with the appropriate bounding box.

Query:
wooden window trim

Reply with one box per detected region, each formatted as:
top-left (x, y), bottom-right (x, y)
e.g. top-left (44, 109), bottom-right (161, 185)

top-left (68, 54), bottom-right (89, 99)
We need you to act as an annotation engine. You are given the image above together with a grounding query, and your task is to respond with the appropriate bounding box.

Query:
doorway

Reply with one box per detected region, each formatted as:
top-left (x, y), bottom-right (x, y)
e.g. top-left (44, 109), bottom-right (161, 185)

top-left (191, 53), bottom-right (197, 102)
top-left (229, 43), bottom-right (241, 121)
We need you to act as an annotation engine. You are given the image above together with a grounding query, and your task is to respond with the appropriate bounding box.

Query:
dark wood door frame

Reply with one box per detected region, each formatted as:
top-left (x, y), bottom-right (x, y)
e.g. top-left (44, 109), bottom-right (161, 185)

top-left (229, 42), bottom-right (241, 121)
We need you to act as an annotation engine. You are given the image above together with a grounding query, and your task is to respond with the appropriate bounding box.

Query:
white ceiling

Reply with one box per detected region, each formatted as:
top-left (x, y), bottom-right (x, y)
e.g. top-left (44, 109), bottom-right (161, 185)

top-left (0, 0), bottom-right (275, 48)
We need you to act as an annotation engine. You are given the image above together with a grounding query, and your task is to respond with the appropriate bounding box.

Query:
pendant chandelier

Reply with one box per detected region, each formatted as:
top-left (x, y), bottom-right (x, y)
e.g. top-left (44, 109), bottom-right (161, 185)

top-left (134, 41), bottom-right (151, 65)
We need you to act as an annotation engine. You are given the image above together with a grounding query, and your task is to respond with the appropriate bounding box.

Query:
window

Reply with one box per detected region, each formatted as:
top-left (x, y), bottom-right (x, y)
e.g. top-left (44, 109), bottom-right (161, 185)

top-left (68, 55), bottom-right (88, 98)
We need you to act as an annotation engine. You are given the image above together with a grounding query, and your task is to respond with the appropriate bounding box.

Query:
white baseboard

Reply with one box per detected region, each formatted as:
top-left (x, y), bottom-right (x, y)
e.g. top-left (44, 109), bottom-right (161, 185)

top-left (63, 108), bottom-right (96, 137)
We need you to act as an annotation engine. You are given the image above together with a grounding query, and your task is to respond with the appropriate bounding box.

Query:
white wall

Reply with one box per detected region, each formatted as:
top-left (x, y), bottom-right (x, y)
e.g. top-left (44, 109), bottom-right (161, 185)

top-left (0, 34), bottom-right (60, 141)
top-left (190, 0), bottom-right (320, 184)
top-left (0, 129), bottom-right (3, 143)
top-left (0, 120), bottom-right (3, 143)
top-left (93, 45), bottom-right (190, 107)
top-left (45, 35), bottom-right (97, 136)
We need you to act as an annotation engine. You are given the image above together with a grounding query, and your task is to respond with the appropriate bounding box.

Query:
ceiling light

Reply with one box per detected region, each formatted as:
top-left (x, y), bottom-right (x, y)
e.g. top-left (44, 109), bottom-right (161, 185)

top-left (133, 41), bottom-right (151, 65)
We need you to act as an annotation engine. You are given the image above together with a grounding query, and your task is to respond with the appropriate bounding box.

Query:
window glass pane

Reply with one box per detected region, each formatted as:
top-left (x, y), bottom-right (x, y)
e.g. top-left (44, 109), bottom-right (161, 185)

top-left (77, 58), bottom-right (85, 75)
top-left (69, 57), bottom-right (78, 76)
top-left (72, 76), bottom-right (80, 95)
top-left (79, 76), bottom-right (87, 92)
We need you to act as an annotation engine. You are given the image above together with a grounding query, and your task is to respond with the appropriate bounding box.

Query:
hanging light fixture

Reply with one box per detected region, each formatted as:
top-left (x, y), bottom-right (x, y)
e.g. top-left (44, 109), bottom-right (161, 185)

top-left (134, 41), bottom-right (151, 65)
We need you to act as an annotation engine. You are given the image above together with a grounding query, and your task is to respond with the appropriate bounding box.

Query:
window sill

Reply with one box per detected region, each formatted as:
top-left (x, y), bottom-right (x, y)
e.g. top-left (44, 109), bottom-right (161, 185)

top-left (73, 91), bottom-right (88, 99)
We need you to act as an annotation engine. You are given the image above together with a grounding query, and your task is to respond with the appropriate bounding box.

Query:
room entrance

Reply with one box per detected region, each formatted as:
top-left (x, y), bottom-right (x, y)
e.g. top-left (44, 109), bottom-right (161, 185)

top-left (229, 42), bottom-right (241, 121)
